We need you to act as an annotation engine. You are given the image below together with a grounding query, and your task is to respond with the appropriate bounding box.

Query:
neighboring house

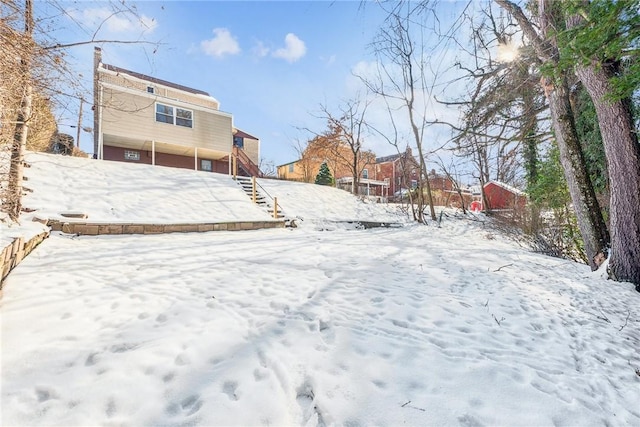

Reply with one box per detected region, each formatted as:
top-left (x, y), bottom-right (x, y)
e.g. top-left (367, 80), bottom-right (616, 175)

top-left (277, 160), bottom-right (309, 182)
top-left (335, 176), bottom-right (390, 197)
top-left (278, 148), bottom-right (423, 198)
top-left (482, 180), bottom-right (527, 211)
top-left (92, 47), bottom-right (260, 176)
top-left (426, 170), bottom-right (466, 207)
top-left (372, 149), bottom-right (420, 197)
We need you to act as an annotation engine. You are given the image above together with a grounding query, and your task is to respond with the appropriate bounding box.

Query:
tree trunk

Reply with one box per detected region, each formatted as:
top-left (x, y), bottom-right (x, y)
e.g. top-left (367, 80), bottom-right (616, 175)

top-left (574, 63), bottom-right (640, 287)
top-left (495, 0), bottom-right (609, 269)
top-left (545, 76), bottom-right (610, 269)
top-left (350, 149), bottom-right (357, 195)
top-left (7, 0), bottom-right (33, 221)
top-left (409, 114), bottom-right (436, 222)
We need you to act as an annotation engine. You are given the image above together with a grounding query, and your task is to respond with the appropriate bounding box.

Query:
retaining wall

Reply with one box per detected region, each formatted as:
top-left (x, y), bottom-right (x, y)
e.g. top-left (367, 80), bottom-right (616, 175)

top-left (1, 231), bottom-right (49, 290)
top-left (47, 219), bottom-right (285, 235)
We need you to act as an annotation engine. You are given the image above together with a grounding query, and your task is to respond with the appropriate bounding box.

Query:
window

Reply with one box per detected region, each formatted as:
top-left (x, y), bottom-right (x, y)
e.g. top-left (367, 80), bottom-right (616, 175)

top-left (124, 150), bottom-right (140, 161)
top-left (362, 169), bottom-right (369, 179)
top-left (156, 104), bottom-right (174, 124)
top-left (233, 136), bottom-right (244, 149)
top-left (155, 103), bottom-right (193, 128)
top-left (288, 163), bottom-right (294, 173)
top-left (176, 108), bottom-right (193, 128)
top-left (201, 159), bottom-right (212, 171)
top-left (147, 86), bottom-right (155, 94)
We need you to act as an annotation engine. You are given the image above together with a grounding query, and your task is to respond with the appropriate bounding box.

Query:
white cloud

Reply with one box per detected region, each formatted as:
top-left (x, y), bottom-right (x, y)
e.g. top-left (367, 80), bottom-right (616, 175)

top-left (201, 28), bottom-right (241, 58)
top-left (272, 33), bottom-right (306, 63)
top-left (321, 54), bottom-right (336, 67)
top-left (68, 7), bottom-right (157, 34)
top-left (252, 41), bottom-right (270, 58)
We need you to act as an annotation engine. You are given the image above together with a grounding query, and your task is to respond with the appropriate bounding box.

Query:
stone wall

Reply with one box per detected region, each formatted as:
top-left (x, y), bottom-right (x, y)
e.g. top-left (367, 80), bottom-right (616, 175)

top-left (1, 231), bottom-right (49, 290)
top-left (47, 220), bottom-right (284, 235)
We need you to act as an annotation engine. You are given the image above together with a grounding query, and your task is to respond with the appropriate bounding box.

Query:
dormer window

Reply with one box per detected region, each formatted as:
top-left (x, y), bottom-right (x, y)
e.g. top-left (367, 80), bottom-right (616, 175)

top-left (147, 86), bottom-right (155, 94)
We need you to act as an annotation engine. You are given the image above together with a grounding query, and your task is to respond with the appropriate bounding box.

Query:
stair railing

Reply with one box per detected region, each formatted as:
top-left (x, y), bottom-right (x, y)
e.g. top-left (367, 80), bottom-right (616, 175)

top-left (245, 176), bottom-right (283, 218)
top-left (233, 146), bottom-right (262, 177)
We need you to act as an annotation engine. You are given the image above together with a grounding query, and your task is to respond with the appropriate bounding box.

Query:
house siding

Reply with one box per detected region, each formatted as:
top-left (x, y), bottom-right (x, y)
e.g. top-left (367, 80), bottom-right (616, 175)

top-left (101, 88), bottom-right (232, 153)
top-left (243, 137), bottom-right (260, 166)
top-left (103, 145), bottom-right (228, 173)
top-left (483, 182), bottom-right (526, 210)
top-left (100, 72), bottom-right (219, 109)
top-left (277, 162), bottom-right (307, 181)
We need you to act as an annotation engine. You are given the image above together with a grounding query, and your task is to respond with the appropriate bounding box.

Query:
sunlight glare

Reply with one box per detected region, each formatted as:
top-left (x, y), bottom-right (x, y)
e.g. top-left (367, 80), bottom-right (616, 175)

top-left (497, 41), bottom-right (520, 63)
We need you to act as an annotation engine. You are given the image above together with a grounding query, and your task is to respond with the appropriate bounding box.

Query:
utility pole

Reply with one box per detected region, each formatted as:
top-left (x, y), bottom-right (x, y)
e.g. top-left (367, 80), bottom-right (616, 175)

top-left (75, 97), bottom-right (84, 152)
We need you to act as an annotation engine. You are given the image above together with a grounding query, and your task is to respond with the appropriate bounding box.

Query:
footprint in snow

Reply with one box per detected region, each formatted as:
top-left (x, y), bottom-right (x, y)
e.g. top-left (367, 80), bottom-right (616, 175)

top-left (222, 381), bottom-right (239, 401)
top-left (166, 395), bottom-right (203, 416)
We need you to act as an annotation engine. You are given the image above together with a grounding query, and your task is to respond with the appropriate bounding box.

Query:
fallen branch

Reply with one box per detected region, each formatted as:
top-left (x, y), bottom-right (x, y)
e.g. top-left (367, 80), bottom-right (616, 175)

top-left (493, 263), bottom-right (513, 272)
top-left (618, 310), bottom-right (631, 331)
top-left (401, 400), bottom-right (426, 412)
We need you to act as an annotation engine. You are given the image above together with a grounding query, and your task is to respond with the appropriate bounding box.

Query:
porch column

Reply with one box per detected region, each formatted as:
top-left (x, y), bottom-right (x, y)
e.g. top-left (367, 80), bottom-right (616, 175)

top-left (98, 86), bottom-right (104, 160)
top-left (151, 140), bottom-right (155, 165)
top-left (194, 147), bottom-right (198, 170)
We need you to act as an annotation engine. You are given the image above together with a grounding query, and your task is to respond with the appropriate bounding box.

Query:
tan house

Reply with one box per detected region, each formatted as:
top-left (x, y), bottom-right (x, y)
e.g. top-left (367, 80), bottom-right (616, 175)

top-left (93, 47), bottom-right (260, 176)
top-left (277, 160), bottom-right (309, 182)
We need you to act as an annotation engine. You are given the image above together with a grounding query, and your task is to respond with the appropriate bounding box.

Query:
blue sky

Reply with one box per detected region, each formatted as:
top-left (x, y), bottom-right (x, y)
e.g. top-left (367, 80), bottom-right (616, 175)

top-left (46, 1), bottom-right (394, 167)
top-left (41, 1), bottom-right (478, 174)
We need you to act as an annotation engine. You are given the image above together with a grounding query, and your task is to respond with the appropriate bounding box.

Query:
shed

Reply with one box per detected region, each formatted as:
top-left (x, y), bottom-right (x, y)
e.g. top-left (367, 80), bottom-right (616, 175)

top-left (482, 181), bottom-right (527, 211)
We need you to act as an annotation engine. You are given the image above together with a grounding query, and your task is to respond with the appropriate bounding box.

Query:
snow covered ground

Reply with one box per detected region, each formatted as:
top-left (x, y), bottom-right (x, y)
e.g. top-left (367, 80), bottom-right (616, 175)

top-left (1, 153), bottom-right (639, 426)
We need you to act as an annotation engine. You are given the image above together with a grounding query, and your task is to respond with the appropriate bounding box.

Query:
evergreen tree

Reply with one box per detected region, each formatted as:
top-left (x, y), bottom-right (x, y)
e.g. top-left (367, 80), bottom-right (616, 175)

top-left (315, 162), bottom-right (334, 186)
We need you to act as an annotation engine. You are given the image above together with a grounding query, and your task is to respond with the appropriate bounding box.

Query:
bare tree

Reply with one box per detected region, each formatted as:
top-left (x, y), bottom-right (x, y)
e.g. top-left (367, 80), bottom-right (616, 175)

top-left (1, 0), bottom-right (157, 222)
top-left (3, 0), bottom-right (34, 220)
top-left (291, 138), bottom-right (316, 183)
top-left (361, 2), bottom-right (439, 222)
top-left (317, 98), bottom-right (374, 195)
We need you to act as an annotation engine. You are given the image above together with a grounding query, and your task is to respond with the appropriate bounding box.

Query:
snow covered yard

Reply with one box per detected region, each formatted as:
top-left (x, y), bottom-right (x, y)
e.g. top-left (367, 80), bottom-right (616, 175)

top-left (1, 153), bottom-right (640, 426)
top-left (2, 221), bottom-right (640, 426)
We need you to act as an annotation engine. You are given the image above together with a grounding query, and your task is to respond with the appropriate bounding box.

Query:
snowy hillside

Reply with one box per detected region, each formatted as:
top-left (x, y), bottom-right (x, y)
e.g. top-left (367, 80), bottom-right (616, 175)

top-left (17, 152), bottom-right (405, 227)
top-left (1, 153), bottom-right (639, 426)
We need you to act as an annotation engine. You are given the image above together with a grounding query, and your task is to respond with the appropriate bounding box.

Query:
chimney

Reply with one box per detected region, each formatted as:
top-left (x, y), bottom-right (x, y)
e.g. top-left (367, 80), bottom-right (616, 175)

top-left (93, 47), bottom-right (102, 158)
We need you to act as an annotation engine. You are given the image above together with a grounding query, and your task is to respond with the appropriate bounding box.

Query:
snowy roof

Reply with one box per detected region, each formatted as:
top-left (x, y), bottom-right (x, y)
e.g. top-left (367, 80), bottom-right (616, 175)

top-left (485, 180), bottom-right (527, 196)
top-left (101, 63), bottom-right (211, 97)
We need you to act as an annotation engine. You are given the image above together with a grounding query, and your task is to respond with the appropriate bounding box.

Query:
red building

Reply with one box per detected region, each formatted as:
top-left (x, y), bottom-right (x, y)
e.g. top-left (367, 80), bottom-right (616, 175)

top-left (482, 181), bottom-right (527, 211)
top-left (372, 148), bottom-right (420, 197)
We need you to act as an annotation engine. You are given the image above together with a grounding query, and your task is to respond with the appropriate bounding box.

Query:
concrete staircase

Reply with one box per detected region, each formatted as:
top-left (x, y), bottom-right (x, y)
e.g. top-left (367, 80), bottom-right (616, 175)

top-left (235, 176), bottom-right (292, 224)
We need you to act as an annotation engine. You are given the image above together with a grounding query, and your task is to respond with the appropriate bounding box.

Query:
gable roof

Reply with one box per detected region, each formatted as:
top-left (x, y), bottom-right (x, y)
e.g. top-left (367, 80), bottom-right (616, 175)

top-left (376, 153), bottom-right (403, 163)
top-left (484, 180), bottom-right (526, 196)
top-left (101, 63), bottom-right (210, 97)
top-left (233, 128), bottom-right (259, 140)
top-left (277, 160), bottom-right (301, 168)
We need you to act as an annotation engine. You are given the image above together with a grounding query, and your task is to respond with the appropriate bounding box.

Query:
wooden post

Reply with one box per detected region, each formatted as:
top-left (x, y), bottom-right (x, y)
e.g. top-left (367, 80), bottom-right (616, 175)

top-left (252, 176), bottom-right (257, 202)
top-left (273, 197), bottom-right (278, 218)
top-left (232, 154), bottom-right (237, 179)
